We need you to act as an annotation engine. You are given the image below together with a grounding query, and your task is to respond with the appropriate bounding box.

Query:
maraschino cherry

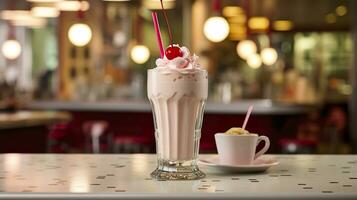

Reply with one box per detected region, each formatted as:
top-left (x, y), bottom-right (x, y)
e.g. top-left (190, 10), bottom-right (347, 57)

top-left (159, 0), bottom-right (182, 60)
top-left (165, 45), bottom-right (183, 60)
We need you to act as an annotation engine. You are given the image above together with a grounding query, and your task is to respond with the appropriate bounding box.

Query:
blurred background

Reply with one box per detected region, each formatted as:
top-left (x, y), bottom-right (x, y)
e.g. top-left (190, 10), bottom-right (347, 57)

top-left (0, 0), bottom-right (356, 154)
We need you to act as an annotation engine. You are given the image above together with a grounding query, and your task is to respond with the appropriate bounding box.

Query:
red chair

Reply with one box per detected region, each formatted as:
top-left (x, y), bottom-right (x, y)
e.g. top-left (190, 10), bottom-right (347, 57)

top-left (47, 123), bottom-right (71, 153)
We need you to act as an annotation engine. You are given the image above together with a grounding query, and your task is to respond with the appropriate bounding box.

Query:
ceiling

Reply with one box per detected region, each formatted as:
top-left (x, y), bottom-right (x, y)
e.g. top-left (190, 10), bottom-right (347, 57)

top-left (224, 0), bottom-right (354, 31)
top-left (0, 0), bottom-right (355, 31)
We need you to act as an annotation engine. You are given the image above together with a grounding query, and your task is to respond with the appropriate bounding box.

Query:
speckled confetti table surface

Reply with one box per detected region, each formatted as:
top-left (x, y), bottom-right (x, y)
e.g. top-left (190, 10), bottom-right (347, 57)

top-left (0, 154), bottom-right (356, 199)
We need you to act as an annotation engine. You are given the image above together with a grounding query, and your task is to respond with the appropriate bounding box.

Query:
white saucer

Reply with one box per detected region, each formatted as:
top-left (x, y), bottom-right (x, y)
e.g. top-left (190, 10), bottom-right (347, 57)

top-left (199, 155), bottom-right (279, 173)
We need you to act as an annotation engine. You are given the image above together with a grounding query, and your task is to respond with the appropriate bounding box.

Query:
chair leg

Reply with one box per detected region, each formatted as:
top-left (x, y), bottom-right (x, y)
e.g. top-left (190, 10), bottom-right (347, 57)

top-left (92, 135), bottom-right (100, 154)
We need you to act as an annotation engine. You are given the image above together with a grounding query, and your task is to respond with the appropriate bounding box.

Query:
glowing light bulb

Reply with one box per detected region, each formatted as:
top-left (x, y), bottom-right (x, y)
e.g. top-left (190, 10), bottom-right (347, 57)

top-left (31, 6), bottom-right (60, 18)
top-left (56, 1), bottom-right (90, 11)
top-left (247, 53), bottom-right (262, 69)
top-left (1, 40), bottom-right (22, 60)
top-left (68, 23), bottom-right (92, 47)
top-left (130, 45), bottom-right (150, 64)
top-left (236, 40), bottom-right (257, 59)
top-left (203, 16), bottom-right (230, 42)
top-left (261, 48), bottom-right (278, 65)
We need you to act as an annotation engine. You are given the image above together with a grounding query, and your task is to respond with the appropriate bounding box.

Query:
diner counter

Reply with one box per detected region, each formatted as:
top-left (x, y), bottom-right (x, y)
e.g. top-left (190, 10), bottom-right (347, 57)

top-left (26, 100), bottom-right (315, 115)
top-left (0, 111), bottom-right (71, 130)
top-left (0, 154), bottom-right (356, 199)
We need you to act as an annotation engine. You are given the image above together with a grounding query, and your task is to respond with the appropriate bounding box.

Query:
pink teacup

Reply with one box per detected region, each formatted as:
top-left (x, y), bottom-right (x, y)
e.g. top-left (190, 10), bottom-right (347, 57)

top-left (215, 133), bottom-right (270, 165)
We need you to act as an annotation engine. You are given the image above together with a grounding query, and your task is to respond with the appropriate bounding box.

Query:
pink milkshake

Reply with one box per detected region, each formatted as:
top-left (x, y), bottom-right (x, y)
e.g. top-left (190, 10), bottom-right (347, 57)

top-left (148, 45), bottom-right (208, 180)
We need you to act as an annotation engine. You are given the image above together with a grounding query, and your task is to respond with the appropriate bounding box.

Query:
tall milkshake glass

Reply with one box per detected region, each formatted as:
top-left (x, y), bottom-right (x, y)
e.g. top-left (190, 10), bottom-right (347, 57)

top-left (147, 46), bottom-right (208, 180)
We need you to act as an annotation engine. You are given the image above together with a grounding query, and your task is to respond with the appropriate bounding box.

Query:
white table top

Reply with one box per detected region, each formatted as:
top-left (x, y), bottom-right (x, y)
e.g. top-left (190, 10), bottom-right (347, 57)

top-left (0, 154), bottom-right (356, 199)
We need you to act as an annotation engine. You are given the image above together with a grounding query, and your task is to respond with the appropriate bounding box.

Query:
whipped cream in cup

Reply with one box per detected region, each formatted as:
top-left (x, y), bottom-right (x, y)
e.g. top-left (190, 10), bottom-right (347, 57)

top-left (148, 45), bottom-right (208, 180)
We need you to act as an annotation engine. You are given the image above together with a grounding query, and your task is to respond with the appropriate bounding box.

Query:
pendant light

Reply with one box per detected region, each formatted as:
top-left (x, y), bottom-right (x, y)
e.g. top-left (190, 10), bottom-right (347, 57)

top-left (203, 0), bottom-right (230, 42)
top-left (68, 23), bottom-right (92, 47)
top-left (68, 0), bottom-right (92, 47)
top-left (131, 45), bottom-right (150, 64)
top-left (260, 13), bottom-right (278, 66)
top-left (2, 40), bottom-right (21, 60)
top-left (1, 2), bottom-right (22, 60)
top-left (130, 10), bottom-right (150, 64)
top-left (236, 0), bottom-right (257, 61)
top-left (2, 20), bottom-right (21, 60)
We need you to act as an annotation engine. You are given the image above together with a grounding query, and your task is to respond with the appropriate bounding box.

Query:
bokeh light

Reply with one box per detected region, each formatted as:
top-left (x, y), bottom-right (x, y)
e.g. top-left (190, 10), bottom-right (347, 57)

top-left (1, 39), bottom-right (22, 60)
top-left (130, 45), bottom-right (150, 64)
top-left (68, 23), bottom-right (92, 47)
top-left (236, 40), bottom-right (257, 60)
top-left (204, 16), bottom-right (230, 42)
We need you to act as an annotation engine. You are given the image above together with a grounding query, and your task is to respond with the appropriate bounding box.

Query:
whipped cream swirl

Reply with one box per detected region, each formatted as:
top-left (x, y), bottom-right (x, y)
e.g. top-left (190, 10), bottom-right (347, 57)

top-left (155, 45), bottom-right (202, 74)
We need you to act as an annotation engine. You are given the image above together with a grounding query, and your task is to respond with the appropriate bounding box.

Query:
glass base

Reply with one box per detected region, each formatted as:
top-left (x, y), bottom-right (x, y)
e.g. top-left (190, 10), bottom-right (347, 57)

top-left (151, 159), bottom-right (205, 180)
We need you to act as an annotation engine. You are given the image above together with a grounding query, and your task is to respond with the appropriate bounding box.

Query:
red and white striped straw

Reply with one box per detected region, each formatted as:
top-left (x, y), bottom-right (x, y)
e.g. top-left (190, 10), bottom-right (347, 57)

top-left (151, 12), bottom-right (164, 58)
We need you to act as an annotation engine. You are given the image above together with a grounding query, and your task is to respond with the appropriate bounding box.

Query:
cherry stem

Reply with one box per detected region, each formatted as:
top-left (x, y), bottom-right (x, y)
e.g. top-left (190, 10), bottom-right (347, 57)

top-left (160, 0), bottom-right (173, 46)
